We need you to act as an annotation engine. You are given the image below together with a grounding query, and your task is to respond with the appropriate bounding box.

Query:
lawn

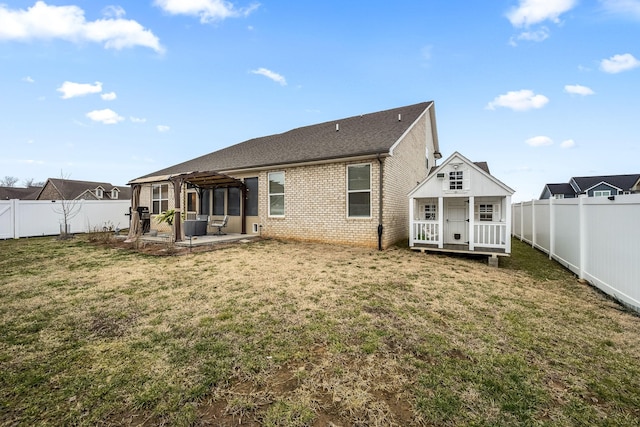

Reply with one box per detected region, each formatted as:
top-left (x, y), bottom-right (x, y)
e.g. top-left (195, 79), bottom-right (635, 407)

top-left (1, 236), bottom-right (639, 426)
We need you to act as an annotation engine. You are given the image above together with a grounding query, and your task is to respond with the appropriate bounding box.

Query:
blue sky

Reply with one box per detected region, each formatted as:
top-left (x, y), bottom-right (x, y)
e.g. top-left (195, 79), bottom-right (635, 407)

top-left (1, 0), bottom-right (639, 201)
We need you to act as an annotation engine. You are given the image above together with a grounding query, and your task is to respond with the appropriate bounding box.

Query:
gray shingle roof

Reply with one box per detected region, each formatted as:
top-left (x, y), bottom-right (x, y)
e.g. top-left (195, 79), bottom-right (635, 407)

top-left (135, 102), bottom-right (434, 181)
top-left (571, 174), bottom-right (640, 192)
top-left (39, 179), bottom-right (131, 200)
top-left (546, 183), bottom-right (575, 195)
top-left (0, 186), bottom-right (41, 200)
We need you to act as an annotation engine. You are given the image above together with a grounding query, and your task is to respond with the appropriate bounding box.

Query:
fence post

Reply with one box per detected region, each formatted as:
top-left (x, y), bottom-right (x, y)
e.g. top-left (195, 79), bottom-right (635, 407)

top-left (578, 196), bottom-right (586, 280)
top-left (531, 199), bottom-right (536, 248)
top-left (520, 201), bottom-right (524, 241)
top-left (12, 199), bottom-right (18, 239)
top-left (549, 197), bottom-right (554, 260)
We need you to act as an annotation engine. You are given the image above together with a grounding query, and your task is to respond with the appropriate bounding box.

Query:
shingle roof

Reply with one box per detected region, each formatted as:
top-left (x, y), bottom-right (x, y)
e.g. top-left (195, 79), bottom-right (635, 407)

top-left (546, 183), bottom-right (575, 195)
top-left (571, 174), bottom-right (640, 192)
top-left (0, 186), bottom-right (41, 200)
top-left (135, 102), bottom-right (435, 181)
top-left (39, 179), bottom-right (131, 200)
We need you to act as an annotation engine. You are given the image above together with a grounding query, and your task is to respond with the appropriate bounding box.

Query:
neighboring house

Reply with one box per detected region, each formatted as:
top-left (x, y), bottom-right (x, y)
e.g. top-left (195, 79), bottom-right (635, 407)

top-left (408, 152), bottom-right (514, 263)
top-left (36, 178), bottom-right (131, 201)
top-left (128, 101), bottom-right (442, 249)
top-left (540, 174), bottom-right (640, 199)
top-left (0, 186), bottom-right (41, 200)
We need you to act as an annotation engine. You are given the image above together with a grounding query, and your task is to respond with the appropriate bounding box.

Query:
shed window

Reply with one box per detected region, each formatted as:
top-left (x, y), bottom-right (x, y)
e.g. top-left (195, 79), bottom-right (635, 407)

top-left (478, 204), bottom-right (493, 222)
top-left (347, 164), bottom-right (371, 217)
top-left (152, 184), bottom-right (169, 214)
top-left (424, 204), bottom-right (436, 221)
top-left (449, 171), bottom-right (463, 190)
top-left (269, 172), bottom-right (285, 217)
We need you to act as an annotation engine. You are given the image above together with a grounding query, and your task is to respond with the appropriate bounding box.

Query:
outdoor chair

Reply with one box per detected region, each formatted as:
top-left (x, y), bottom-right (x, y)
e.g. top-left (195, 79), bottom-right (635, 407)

top-left (211, 215), bottom-right (228, 235)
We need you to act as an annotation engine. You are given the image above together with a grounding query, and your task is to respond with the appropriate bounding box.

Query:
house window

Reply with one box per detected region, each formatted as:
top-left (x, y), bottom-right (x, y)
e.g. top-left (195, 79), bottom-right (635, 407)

top-left (213, 188), bottom-right (225, 215)
top-left (423, 204), bottom-right (436, 221)
top-left (554, 194), bottom-right (564, 199)
top-left (449, 171), bottom-right (463, 190)
top-left (593, 190), bottom-right (611, 197)
top-left (347, 164), bottom-right (371, 217)
top-left (152, 184), bottom-right (169, 214)
top-left (95, 188), bottom-right (103, 199)
top-left (268, 172), bottom-right (285, 217)
top-left (478, 204), bottom-right (493, 221)
top-left (245, 177), bottom-right (258, 216)
top-left (228, 187), bottom-right (240, 216)
top-left (111, 189), bottom-right (119, 199)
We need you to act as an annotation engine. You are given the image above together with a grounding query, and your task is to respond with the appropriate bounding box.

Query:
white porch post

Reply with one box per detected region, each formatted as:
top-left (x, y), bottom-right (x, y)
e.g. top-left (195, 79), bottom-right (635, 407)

top-left (505, 195), bottom-right (512, 254)
top-left (409, 197), bottom-right (415, 247)
top-left (438, 196), bottom-right (444, 248)
top-left (468, 196), bottom-right (475, 251)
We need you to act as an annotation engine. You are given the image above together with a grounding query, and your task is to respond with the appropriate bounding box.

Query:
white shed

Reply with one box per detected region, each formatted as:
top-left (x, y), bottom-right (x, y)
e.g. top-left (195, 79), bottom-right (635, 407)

top-left (408, 152), bottom-right (515, 263)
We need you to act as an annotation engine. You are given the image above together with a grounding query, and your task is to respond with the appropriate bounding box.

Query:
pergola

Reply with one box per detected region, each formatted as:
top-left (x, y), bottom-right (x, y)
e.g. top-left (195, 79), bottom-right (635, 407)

top-left (126, 171), bottom-right (246, 242)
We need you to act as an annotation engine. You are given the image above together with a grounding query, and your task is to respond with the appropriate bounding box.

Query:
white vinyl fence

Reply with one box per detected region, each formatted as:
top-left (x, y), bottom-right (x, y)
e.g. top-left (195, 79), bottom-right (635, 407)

top-left (512, 194), bottom-right (640, 313)
top-left (0, 199), bottom-right (131, 239)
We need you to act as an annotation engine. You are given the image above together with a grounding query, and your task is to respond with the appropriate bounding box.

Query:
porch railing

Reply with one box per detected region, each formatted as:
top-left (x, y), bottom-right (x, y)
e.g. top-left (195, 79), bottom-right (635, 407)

top-left (412, 220), bottom-right (439, 244)
top-left (474, 222), bottom-right (507, 248)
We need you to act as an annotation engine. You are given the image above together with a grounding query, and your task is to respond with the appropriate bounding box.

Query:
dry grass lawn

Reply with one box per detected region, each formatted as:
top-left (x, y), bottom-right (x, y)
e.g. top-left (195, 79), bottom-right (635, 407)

top-left (1, 235), bottom-right (639, 426)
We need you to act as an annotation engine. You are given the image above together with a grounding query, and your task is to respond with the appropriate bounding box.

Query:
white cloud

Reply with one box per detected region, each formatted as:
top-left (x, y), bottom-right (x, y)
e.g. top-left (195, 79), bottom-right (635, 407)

top-left (0, 1), bottom-right (164, 53)
top-left (130, 116), bottom-right (147, 123)
top-left (600, 53), bottom-right (640, 73)
top-left (102, 5), bottom-right (126, 19)
top-left (512, 27), bottom-right (550, 45)
top-left (57, 81), bottom-right (102, 99)
top-left (486, 89), bottom-right (549, 111)
top-left (22, 76), bottom-right (35, 83)
top-left (564, 84), bottom-right (595, 95)
top-left (526, 136), bottom-right (553, 147)
top-left (101, 91), bottom-right (117, 101)
top-left (250, 67), bottom-right (287, 86)
top-left (599, 0), bottom-right (640, 19)
top-left (507, 0), bottom-right (577, 27)
top-left (86, 108), bottom-right (124, 124)
top-left (154, 0), bottom-right (260, 23)
top-left (560, 139), bottom-right (576, 148)
top-left (157, 125), bottom-right (170, 132)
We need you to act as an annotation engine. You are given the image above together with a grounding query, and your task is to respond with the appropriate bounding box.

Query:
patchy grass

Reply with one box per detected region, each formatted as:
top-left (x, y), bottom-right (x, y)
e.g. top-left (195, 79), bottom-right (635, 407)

top-left (1, 237), bottom-right (639, 426)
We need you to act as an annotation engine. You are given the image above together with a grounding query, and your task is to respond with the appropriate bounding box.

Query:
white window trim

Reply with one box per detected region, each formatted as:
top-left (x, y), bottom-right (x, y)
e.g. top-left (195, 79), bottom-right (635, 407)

top-left (423, 203), bottom-right (437, 221)
top-left (593, 190), bottom-right (611, 197)
top-left (346, 163), bottom-right (372, 219)
top-left (110, 189), bottom-right (119, 199)
top-left (95, 188), bottom-right (104, 199)
top-left (268, 171), bottom-right (285, 217)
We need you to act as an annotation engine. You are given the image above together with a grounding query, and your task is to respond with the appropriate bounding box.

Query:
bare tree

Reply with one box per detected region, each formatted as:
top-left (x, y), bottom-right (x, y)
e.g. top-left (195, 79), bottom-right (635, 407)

top-left (23, 178), bottom-right (44, 188)
top-left (1, 176), bottom-right (19, 187)
top-left (51, 171), bottom-right (81, 239)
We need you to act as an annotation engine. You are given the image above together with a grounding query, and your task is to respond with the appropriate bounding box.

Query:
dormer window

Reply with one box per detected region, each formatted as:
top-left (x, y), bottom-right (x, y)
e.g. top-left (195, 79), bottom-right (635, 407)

top-left (111, 189), bottom-right (119, 199)
top-left (95, 188), bottom-right (104, 199)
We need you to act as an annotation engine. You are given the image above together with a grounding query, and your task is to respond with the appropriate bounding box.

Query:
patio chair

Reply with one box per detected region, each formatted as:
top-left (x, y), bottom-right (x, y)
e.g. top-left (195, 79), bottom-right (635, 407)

top-left (211, 215), bottom-right (228, 235)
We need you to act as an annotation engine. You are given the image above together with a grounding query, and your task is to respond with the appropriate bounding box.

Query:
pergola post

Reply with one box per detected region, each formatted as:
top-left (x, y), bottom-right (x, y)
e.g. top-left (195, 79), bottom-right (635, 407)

top-left (171, 177), bottom-right (184, 242)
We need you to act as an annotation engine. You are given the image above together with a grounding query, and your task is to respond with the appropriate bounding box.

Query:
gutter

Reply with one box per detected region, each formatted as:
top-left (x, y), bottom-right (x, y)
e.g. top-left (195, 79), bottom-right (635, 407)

top-left (377, 153), bottom-right (384, 251)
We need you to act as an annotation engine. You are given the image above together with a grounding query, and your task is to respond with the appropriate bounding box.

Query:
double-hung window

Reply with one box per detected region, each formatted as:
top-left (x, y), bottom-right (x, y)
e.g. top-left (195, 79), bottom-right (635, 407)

top-left (152, 184), bottom-right (169, 214)
top-left (347, 164), bottom-right (371, 217)
top-left (268, 172), bottom-right (285, 217)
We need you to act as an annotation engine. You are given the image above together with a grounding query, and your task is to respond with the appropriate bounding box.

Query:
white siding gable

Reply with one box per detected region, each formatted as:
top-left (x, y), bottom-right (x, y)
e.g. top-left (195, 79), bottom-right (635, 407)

top-left (408, 152), bottom-right (514, 199)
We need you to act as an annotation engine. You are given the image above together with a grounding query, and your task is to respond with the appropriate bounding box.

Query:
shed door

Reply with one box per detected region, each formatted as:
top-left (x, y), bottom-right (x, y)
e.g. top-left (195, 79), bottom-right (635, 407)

top-left (444, 200), bottom-right (468, 244)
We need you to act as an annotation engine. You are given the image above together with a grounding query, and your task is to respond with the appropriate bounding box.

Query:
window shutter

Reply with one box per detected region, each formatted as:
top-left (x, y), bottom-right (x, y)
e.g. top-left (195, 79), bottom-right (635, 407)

top-left (463, 169), bottom-right (471, 190)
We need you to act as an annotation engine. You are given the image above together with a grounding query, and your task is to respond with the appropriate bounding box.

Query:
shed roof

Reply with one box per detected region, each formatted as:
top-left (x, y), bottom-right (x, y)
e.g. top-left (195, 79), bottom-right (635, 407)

top-left (133, 102), bottom-right (437, 182)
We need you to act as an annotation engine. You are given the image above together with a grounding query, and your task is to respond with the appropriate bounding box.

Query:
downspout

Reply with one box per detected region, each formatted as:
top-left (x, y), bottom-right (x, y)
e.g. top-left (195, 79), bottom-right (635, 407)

top-left (377, 154), bottom-right (384, 250)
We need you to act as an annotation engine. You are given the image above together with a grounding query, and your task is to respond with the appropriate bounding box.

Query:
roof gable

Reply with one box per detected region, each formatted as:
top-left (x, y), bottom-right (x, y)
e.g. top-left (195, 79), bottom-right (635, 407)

top-left (409, 151), bottom-right (514, 198)
top-left (571, 174), bottom-right (640, 193)
top-left (134, 102), bottom-right (436, 181)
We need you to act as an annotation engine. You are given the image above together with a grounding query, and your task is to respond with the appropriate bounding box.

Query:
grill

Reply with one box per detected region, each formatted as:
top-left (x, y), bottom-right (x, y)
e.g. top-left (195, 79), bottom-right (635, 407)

top-left (137, 206), bottom-right (150, 233)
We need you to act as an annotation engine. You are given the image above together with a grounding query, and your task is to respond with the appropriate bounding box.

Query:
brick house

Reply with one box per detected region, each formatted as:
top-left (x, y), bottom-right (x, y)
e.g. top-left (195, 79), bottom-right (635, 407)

top-left (128, 102), bottom-right (441, 249)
